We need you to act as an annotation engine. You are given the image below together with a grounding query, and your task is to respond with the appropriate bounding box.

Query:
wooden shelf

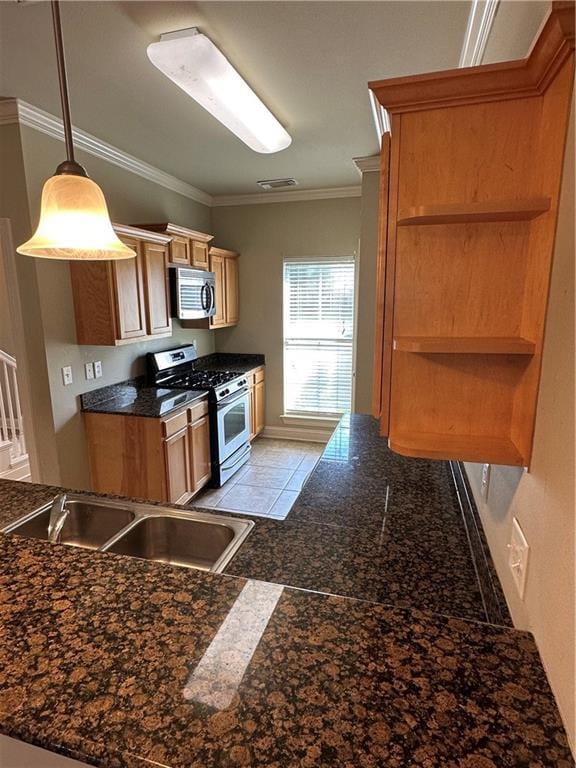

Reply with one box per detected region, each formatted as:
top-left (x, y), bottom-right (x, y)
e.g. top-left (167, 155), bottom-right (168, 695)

top-left (393, 336), bottom-right (536, 355)
top-left (396, 198), bottom-right (551, 226)
top-left (389, 432), bottom-right (524, 466)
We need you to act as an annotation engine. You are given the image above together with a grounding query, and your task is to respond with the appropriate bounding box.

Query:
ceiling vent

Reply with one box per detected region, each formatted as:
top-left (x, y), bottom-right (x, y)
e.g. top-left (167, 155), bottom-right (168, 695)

top-left (256, 178), bottom-right (299, 190)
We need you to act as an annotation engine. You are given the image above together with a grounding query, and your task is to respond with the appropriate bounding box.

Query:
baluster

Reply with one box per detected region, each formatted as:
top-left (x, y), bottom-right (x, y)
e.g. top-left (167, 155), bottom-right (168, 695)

top-left (11, 366), bottom-right (25, 458)
top-left (0, 361), bottom-right (9, 444)
top-left (3, 360), bottom-right (16, 446)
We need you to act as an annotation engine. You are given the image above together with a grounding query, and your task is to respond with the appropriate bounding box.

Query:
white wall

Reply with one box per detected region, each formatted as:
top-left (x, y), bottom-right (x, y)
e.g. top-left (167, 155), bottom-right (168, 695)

top-left (465, 102), bottom-right (575, 749)
top-left (212, 197), bottom-right (362, 429)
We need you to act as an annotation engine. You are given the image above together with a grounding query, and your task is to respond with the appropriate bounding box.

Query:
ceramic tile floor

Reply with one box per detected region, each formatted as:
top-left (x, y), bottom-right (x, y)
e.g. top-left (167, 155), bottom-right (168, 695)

top-left (194, 438), bottom-right (325, 519)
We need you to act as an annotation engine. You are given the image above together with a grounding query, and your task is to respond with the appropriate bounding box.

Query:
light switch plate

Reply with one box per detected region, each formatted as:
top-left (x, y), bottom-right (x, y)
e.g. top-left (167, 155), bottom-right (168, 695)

top-left (93, 361), bottom-right (103, 378)
top-left (61, 366), bottom-right (73, 386)
top-left (508, 517), bottom-right (529, 599)
top-left (84, 362), bottom-right (94, 380)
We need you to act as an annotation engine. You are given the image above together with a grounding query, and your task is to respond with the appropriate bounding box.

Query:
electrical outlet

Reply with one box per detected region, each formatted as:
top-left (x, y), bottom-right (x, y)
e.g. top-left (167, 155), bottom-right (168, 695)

top-left (61, 366), bottom-right (73, 386)
top-left (508, 517), bottom-right (529, 599)
top-left (481, 463), bottom-right (491, 500)
top-left (84, 362), bottom-right (94, 380)
top-left (93, 361), bottom-right (103, 378)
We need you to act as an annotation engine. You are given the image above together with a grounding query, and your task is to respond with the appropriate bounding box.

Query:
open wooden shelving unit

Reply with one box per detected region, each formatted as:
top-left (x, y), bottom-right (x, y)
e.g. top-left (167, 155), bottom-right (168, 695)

top-left (369, 2), bottom-right (575, 468)
top-left (396, 198), bottom-right (551, 226)
top-left (393, 337), bottom-right (536, 355)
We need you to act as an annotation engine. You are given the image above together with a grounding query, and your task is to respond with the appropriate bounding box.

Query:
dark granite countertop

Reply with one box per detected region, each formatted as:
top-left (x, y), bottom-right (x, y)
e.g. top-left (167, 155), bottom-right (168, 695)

top-left (81, 382), bottom-right (209, 419)
top-left (0, 530), bottom-right (573, 768)
top-left (194, 352), bottom-right (265, 374)
top-left (79, 352), bottom-right (264, 418)
top-left (217, 415), bottom-right (507, 625)
top-left (0, 412), bottom-right (573, 766)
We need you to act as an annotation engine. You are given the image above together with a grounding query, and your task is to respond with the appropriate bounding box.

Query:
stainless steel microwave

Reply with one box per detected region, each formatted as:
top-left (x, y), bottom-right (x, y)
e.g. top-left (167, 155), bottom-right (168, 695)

top-left (170, 267), bottom-right (216, 320)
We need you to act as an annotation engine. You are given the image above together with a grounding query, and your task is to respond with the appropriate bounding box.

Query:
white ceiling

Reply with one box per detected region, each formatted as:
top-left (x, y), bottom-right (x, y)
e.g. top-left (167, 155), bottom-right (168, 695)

top-left (0, 1), bottom-right (548, 197)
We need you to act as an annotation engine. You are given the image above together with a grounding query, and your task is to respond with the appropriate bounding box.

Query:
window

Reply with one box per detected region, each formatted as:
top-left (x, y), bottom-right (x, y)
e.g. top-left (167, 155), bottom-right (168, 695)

top-left (283, 257), bottom-right (355, 416)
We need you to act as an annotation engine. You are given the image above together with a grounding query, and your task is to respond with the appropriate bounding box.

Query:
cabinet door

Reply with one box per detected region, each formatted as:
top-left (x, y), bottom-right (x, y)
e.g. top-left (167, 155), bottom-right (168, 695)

top-left (254, 379), bottom-right (265, 436)
top-left (210, 254), bottom-right (226, 328)
top-left (112, 237), bottom-right (147, 340)
top-left (142, 241), bottom-right (172, 336)
top-left (249, 385), bottom-right (256, 441)
top-left (224, 256), bottom-right (239, 325)
top-left (190, 415), bottom-right (211, 493)
top-left (170, 236), bottom-right (190, 266)
top-left (191, 241), bottom-right (209, 269)
top-left (163, 427), bottom-right (191, 503)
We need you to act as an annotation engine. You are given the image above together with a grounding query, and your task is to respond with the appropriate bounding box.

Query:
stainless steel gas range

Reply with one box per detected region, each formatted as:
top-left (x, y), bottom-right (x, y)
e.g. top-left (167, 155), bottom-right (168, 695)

top-left (148, 346), bottom-right (251, 487)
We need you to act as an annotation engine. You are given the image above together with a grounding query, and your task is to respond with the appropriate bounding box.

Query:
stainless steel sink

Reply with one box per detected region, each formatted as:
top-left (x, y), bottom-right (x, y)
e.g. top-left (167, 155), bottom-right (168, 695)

top-left (2, 495), bottom-right (253, 573)
top-left (104, 513), bottom-right (245, 571)
top-left (3, 497), bottom-right (136, 550)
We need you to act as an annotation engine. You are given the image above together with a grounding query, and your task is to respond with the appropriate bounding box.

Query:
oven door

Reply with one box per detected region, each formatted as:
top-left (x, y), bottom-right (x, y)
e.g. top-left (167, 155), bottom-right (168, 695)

top-left (217, 390), bottom-right (251, 463)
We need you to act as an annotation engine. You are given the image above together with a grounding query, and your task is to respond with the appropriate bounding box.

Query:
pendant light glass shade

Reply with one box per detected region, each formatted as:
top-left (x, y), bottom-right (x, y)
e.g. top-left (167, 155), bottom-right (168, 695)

top-left (17, 174), bottom-right (136, 261)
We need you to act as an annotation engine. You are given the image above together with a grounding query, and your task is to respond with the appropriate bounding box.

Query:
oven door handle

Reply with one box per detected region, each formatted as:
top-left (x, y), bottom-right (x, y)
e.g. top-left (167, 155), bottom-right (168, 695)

top-left (216, 387), bottom-right (249, 409)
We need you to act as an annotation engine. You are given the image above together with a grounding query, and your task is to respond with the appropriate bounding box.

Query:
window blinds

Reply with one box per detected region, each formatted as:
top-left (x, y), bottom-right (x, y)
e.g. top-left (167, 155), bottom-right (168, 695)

top-left (283, 258), bottom-right (355, 416)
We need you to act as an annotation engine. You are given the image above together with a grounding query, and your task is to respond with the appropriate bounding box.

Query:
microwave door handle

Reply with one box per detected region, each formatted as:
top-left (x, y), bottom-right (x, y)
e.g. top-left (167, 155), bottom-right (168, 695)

top-left (209, 284), bottom-right (216, 313)
top-left (200, 283), bottom-right (209, 311)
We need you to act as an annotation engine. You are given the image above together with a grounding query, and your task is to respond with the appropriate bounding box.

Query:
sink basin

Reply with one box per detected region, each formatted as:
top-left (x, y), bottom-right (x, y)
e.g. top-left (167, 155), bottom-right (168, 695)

top-left (3, 495), bottom-right (254, 573)
top-left (104, 514), bottom-right (241, 571)
top-left (4, 497), bottom-right (136, 550)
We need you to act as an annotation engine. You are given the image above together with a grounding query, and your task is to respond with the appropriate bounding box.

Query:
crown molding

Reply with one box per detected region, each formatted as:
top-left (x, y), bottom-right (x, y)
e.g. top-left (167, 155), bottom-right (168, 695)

top-left (1, 98), bottom-right (365, 208)
top-left (353, 155), bottom-right (381, 174)
top-left (212, 185), bottom-right (362, 207)
top-left (369, 3), bottom-right (575, 114)
top-left (0, 99), bottom-right (213, 207)
top-left (459, 0), bottom-right (500, 68)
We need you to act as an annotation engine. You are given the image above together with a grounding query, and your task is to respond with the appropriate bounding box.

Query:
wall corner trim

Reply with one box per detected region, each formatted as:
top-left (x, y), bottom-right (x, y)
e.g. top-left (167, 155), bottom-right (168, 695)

top-left (353, 155), bottom-right (381, 174)
top-left (0, 98), bottom-right (214, 207)
top-left (459, 0), bottom-right (500, 67)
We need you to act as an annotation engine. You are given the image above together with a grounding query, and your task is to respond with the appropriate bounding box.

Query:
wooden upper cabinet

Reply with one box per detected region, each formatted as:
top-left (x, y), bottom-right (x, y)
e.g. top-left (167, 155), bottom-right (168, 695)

top-left (224, 255), bottom-right (240, 325)
top-left (142, 241), bottom-right (172, 336)
top-left (210, 252), bottom-right (226, 328)
top-left (209, 247), bottom-right (240, 328)
top-left (111, 236), bottom-right (147, 341)
top-left (369, 2), bottom-right (575, 468)
top-left (137, 223), bottom-right (214, 269)
top-left (70, 225), bottom-right (172, 346)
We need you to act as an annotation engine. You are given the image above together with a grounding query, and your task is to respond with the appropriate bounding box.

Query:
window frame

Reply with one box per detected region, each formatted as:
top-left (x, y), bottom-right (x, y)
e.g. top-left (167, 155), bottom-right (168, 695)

top-left (282, 255), bottom-right (357, 419)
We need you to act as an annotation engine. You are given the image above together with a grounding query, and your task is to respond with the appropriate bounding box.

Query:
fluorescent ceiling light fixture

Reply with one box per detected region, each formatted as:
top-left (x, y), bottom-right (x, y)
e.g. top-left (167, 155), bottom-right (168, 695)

top-left (147, 28), bottom-right (292, 154)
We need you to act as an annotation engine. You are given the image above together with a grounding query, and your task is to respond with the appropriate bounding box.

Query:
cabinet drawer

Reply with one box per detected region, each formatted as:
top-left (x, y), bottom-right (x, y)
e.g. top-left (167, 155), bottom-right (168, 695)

top-left (188, 398), bottom-right (209, 423)
top-left (248, 367), bottom-right (265, 387)
top-left (162, 410), bottom-right (188, 438)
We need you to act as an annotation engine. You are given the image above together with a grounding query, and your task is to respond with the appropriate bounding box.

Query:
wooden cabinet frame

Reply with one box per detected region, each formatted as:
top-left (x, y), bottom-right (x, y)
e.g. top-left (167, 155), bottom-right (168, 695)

top-left (369, 2), bottom-right (574, 467)
top-left (209, 247), bottom-right (240, 328)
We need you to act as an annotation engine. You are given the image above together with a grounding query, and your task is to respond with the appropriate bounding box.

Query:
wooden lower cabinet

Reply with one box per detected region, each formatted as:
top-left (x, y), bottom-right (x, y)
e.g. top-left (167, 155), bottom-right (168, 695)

top-left (163, 427), bottom-right (191, 504)
top-left (190, 415), bottom-right (211, 492)
top-left (248, 367), bottom-right (265, 440)
top-left (85, 398), bottom-right (211, 503)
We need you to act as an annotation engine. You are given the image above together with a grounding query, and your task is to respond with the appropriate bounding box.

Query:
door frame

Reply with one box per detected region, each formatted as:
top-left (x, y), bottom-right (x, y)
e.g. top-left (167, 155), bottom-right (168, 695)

top-left (0, 218), bottom-right (40, 480)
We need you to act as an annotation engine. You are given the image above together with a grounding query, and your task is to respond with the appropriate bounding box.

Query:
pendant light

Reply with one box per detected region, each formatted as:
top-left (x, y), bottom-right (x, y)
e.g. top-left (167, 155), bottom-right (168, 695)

top-left (17, 1), bottom-right (135, 261)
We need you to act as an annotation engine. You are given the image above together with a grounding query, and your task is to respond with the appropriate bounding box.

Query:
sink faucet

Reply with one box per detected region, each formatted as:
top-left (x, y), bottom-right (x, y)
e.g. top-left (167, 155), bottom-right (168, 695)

top-left (48, 493), bottom-right (68, 544)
